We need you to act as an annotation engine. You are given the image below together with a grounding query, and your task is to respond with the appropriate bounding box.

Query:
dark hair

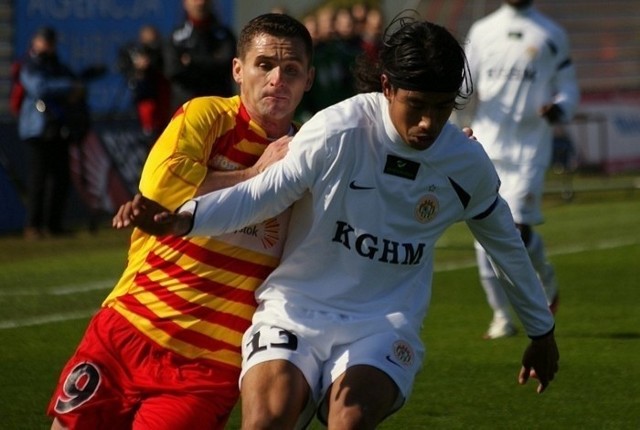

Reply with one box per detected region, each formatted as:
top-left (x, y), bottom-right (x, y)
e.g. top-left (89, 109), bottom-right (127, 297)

top-left (34, 26), bottom-right (57, 44)
top-left (353, 11), bottom-right (472, 108)
top-left (237, 13), bottom-right (313, 67)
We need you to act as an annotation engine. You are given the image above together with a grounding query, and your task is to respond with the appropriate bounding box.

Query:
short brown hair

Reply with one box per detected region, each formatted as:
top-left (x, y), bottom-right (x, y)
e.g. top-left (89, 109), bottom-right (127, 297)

top-left (237, 13), bottom-right (313, 67)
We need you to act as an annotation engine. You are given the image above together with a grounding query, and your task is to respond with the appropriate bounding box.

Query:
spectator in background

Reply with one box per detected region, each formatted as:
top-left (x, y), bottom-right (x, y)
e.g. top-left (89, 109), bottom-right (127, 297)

top-left (18, 27), bottom-right (86, 240)
top-left (270, 5), bottom-right (288, 14)
top-left (351, 2), bottom-right (369, 36)
top-left (118, 24), bottom-right (171, 138)
top-left (462, 0), bottom-right (580, 338)
top-left (360, 7), bottom-right (384, 60)
top-left (164, 0), bottom-right (236, 112)
top-left (315, 5), bottom-right (336, 43)
top-left (297, 6), bottom-right (361, 121)
top-left (302, 13), bottom-right (319, 43)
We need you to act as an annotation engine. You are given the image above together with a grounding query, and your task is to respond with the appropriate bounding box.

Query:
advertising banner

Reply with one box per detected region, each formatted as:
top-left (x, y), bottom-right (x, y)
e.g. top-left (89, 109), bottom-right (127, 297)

top-left (569, 102), bottom-right (640, 173)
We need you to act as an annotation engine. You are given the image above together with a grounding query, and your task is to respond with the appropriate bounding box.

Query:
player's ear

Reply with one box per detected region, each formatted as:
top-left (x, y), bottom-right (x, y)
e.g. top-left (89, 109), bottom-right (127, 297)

top-left (381, 74), bottom-right (392, 99)
top-left (304, 66), bottom-right (315, 92)
top-left (232, 58), bottom-right (243, 85)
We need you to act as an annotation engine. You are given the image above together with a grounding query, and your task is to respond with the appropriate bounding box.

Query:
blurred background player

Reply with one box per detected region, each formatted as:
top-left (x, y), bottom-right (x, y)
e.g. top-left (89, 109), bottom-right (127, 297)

top-left (463, 0), bottom-right (580, 338)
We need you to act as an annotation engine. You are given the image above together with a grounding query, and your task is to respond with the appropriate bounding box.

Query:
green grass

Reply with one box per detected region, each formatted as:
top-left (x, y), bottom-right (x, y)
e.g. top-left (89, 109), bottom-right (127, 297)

top-left (1, 176), bottom-right (639, 429)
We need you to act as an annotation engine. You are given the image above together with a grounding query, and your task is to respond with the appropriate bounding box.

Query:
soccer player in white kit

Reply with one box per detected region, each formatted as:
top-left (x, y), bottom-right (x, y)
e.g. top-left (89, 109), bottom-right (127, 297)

top-left (464, 0), bottom-right (580, 339)
top-left (125, 15), bottom-right (559, 429)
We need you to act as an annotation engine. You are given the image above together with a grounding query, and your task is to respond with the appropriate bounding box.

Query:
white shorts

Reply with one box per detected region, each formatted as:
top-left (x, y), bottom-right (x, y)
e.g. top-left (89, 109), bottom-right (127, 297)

top-left (493, 160), bottom-right (546, 225)
top-left (240, 301), bottom-right (425, 418)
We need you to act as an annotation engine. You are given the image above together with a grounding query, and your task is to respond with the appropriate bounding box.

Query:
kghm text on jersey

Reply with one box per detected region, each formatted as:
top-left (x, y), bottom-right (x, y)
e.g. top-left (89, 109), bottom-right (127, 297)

top-left (332, 221), bottom-right (425, 264)
top-left (487, 65), bottom-right (537, 81)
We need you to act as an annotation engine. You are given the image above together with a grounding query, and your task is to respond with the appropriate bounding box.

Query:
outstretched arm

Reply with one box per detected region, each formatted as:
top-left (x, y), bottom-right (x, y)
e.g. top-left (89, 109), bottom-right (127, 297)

top-left (467, 197), bottom-right (558, 393)
top-left (196, 135), bottom-right (291, 196)
top-left (113, 135), bottom-right (292, 231)
top-left (112, 193), bottom-right (192, 236)
top-left (114, 136), bottom-right (305, 238)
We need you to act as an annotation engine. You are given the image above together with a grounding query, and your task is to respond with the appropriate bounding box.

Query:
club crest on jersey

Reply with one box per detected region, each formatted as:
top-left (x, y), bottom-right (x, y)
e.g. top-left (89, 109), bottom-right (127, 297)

top-left (415, 194), bottom-right (439, 223)
top-left (392, 340), bottom-right (414, 367)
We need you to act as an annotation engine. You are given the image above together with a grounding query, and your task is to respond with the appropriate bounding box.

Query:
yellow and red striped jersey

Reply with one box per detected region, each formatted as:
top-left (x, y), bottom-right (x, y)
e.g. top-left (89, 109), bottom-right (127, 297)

top-left (103, 96), bottom-right (291, 371)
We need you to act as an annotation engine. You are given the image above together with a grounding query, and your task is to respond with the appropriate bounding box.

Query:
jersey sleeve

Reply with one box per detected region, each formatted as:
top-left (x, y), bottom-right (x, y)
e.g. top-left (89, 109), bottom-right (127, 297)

top-left (549, 28), bottom-right (580, 121)
top-left (462, 140), bottom-right (502, 220)
top-left (466, 198), bottom-right (555, 337)
top-left (186, 111), bottom-right (330, 237)
top-left (460, 138), bottom-right (554, 336)
top-left (139, 98), bottom-right (228, 210)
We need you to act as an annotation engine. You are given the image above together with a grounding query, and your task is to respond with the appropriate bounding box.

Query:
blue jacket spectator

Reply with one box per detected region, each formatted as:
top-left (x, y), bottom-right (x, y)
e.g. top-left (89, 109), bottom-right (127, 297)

top-left (18, 32), bottom-right (84, 141)
top-left (18, 27), bottom-right (85, 239)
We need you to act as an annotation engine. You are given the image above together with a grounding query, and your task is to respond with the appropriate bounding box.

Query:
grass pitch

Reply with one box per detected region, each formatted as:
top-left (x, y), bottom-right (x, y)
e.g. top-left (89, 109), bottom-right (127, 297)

top-left (1, 174), bottom-right (639, 429)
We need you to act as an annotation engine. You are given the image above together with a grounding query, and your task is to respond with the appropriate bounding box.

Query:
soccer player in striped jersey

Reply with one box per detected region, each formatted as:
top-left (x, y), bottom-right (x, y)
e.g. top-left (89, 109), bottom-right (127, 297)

top-left (131, 14), bottom-right (559, 429)
top-left (463, 0), bottom-right (580, 339)
top-left (47, 13), bottom-right (314, 430)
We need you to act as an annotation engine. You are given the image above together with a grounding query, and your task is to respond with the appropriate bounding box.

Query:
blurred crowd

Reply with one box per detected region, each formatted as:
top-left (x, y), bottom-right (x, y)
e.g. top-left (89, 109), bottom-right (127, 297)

top-left (116, 0), bottom-right (237, 138)
top-left (114, 1), bottom-right (384, 135)
top-left (11, 0), bottom-right (384, 240)
top-left (296, 3), bottom-right (384, 121)
top-left (115, 2), bottom-right (385, 126)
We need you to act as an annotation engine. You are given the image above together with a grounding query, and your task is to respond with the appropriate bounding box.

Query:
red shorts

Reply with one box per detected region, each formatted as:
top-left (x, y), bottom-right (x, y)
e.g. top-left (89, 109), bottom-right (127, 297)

top-left (47, 307), bottom-right (240, 430)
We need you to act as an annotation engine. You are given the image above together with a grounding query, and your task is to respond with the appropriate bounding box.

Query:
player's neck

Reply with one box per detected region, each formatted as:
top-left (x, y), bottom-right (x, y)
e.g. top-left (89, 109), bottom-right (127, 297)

top-left (254, 115), bottom-right (296, 140)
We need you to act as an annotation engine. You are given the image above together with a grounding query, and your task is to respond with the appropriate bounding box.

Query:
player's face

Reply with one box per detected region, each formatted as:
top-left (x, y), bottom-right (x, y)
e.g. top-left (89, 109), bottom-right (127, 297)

top-left (183, 0), bottom-right (210, 20)
top-left (383, 77), bottom-right (456, 151)
top-left (234, 34), bottom-right (314, 131)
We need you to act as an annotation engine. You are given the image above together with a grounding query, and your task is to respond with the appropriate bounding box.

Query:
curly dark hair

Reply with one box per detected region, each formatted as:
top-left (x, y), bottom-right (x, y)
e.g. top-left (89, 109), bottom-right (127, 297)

top-left (353, 10), bottom-right (472, 109)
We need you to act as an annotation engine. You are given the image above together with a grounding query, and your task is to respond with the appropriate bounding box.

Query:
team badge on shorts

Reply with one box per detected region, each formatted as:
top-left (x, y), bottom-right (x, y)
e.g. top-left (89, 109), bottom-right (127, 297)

top-left (415, 194), bottom-right (439, 223)
top-left (391, 340), bottom-right (415, 367)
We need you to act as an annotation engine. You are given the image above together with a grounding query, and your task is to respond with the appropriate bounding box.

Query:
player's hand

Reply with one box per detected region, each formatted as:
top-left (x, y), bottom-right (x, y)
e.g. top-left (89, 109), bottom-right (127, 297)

top-left (112, 193), bottom-right (192, 236)
top-left (113, 193), bottom-right (163, 229)
top-left (462, 126), bottom-right (476, 140)
top-left (252, 135), bottom-right (292, 175)
top-left (540, 103), bottom-right (564, 124)
top-left (519, 330), bottom-right (559, 393)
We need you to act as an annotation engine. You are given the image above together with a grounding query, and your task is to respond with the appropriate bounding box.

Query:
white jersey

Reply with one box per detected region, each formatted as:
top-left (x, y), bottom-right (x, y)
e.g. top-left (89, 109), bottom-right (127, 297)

top-left (187, 93), bottom-right (554, 337)
top-left (465, 4), bottom-right (580, 167)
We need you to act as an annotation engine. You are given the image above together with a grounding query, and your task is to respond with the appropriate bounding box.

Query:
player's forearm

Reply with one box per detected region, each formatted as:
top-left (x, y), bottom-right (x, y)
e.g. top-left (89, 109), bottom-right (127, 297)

top-left (468, 200), bottom-right (555, 336)
top-left (187, 164), bottom-right (301, 237)
top-left (195, 167), bottom-right (258, 196)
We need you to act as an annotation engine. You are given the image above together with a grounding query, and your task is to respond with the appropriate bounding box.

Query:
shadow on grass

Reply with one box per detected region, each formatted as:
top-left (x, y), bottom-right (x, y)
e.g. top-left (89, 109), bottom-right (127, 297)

top-left (566, 332), bottom-right (640, 340)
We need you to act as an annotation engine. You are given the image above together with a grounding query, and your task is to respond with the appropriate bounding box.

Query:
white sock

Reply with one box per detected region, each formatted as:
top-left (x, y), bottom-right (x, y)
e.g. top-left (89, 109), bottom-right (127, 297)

top-left (475, 244), bottom-right (512, 320)
top-left (527, 231), bottom-right (557, 304)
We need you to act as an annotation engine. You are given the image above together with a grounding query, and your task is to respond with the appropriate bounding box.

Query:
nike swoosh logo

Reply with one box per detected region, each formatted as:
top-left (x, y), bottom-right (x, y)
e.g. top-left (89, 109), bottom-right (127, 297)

top-left (385, 355), bottom-right (404, 369)
top-left (349, 180), bottom-right (375, 190)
